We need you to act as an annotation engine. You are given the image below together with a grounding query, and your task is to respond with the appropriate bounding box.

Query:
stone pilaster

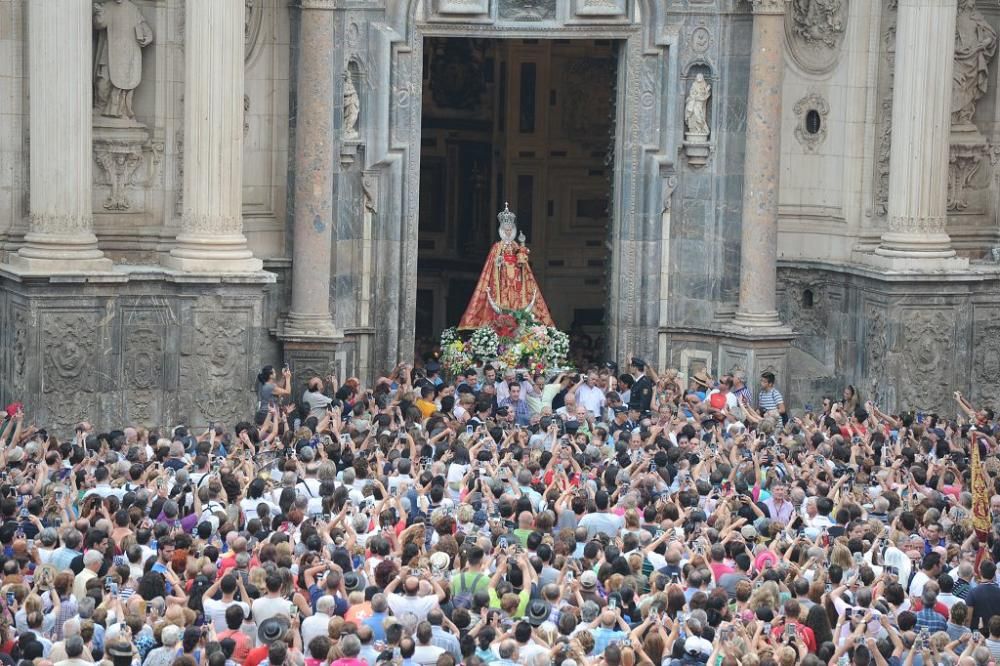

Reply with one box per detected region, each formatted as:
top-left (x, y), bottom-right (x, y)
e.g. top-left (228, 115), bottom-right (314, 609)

top-left (873, 0), bottom-right (967, 268)
top-left (282, 3), bottom-right (338, 339)
top-left (733, 0), bottom-right (788, 328)
top-left (163, 0), bottom-right (262, 272)
top-left (10, 0), bottom-right (112, 273)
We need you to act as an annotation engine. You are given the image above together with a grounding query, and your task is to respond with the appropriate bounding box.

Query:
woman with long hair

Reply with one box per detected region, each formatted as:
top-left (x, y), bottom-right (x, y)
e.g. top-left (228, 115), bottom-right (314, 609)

top-left (255, 364), bottom-right (292, 421)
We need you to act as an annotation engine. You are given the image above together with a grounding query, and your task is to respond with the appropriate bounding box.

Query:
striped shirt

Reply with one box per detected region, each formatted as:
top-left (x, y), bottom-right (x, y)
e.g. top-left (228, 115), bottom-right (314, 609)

top-left (758, 388), bottom-right (784, 412)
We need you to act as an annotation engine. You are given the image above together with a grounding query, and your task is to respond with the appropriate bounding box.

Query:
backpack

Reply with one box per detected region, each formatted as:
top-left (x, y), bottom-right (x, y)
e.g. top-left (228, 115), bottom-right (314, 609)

top-left (453, 572), bottom-right (484, 609)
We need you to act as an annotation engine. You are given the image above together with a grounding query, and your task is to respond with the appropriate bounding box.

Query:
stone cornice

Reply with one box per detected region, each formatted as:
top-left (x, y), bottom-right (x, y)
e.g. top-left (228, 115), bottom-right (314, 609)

top-left (749, 0), bottom-right (790, 15)
top-left (294, 0), bottom-right (338, 10)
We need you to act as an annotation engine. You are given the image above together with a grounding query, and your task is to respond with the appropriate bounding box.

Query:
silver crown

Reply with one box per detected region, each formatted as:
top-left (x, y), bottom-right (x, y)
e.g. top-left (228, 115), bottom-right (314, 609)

top-left (497, 202), bottom-right (516, 227)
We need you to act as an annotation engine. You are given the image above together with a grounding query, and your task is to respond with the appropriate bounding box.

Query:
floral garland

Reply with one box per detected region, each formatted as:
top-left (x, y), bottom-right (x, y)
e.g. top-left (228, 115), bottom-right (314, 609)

top-left (438, 315), bottom-right (570, 376)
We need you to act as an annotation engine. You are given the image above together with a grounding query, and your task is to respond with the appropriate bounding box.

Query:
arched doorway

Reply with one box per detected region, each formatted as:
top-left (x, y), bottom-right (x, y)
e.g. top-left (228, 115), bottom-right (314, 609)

top-left (361, 0), bottom-right (678, 368)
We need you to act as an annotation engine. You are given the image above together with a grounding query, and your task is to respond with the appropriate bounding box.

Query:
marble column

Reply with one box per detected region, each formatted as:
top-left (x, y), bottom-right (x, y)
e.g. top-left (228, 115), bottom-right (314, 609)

top-left (874, 0), bottom-right (962, 262)
top-left (163, 0), bottom-right (262, 272)
top-left (284, 3), bottom-right (338, 338)
top-left (11, 0), bottom-right (112, 273)
top-left (733, 0), bottom-right (788, 328)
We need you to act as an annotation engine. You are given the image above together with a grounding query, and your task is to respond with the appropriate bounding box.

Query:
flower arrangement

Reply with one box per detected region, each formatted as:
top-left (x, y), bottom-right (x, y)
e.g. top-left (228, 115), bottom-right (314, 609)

top-left (438, 315), bottom-right (570, 376)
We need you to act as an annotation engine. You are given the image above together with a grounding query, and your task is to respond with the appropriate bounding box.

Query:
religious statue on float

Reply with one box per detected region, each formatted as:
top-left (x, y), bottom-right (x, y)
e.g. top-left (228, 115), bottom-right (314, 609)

top-left (458, 203), bottom-right (555, 329)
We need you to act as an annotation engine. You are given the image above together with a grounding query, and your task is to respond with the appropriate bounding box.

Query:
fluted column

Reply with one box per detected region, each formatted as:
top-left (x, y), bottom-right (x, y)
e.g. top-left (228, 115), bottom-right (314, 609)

top-left (733, 0), bottom-right (788, 328)
top-left (163, 0), bottom-right (262, 272)
top-left (284, 2), bottom-right (337, 337)
top-left (12, 0), bottom-right (112, 272)
top-left (875, 0), bottom-right (960, 260)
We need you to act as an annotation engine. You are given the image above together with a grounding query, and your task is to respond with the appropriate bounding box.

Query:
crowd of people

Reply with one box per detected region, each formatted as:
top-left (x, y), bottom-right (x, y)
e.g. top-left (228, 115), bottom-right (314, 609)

top-left (1, 358), bottom-right (999, 666)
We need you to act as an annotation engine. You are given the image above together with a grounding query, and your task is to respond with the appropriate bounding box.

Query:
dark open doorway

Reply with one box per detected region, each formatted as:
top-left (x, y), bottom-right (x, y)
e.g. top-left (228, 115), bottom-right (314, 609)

top-left (414, 37), bottom-right (619, 366)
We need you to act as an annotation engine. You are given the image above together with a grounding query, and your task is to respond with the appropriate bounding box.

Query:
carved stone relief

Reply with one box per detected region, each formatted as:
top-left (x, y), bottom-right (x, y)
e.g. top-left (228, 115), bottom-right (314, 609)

top-left (947, 0), bottom-right (997, 213)
top-left (785, 0), bottom-right (847, 74)
top-left (864, 303), bottom-right (887, 406)
top-left (793, 90), bottom-right (829, 153)
top-left (573, 0), bottom-right (627, 16)
top-left (436, 0), bottom-right (490, 14)
top-left (873, 2), bottom-right (897, 218)
top-left (499, 0), bottom-right (557, 21)
top-left (182, 310), bottom-right (252, 425)
top-left (974, 315), bottom-right (1000, 409)
top-left (897, 309), bottom-right (952, 412)
top-left (93, 128), bottom-right (163, 212)
top-left (40, 311), bottom-right (100, 429)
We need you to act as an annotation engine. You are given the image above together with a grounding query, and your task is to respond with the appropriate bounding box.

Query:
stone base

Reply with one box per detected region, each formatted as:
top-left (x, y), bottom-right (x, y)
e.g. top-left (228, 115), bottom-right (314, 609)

top-left (280, 337), bottom-right (359, 400)
top-left (0, 267), bottom-right (274, 435)
top-left (862, 251), bottom-right (970, 272)
top-left (660, 325), bottom-right (795, 400)
top-left (777, 260), bottom-right (1000, 415)
top-left (279, 314), bottom-right (340, 340)
top-left (161, 252), bottom-right (264, 273)
top-left (6, 253), bottom-right (114, 274)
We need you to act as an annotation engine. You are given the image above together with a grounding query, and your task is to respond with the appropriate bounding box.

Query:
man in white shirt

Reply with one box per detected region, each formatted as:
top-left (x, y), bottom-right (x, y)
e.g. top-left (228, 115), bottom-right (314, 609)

top-left (575, 372), bottom-right (606, 417)
top-left (301, 595), bottom-right (334, 653)
top-left (384, 574), bottom-right (447, 623)
top-left (909, 551), bottom-right (944, 598)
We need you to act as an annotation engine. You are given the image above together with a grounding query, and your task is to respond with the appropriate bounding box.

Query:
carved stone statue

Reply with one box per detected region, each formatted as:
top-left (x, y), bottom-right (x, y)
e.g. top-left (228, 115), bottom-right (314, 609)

top-left (952, 0), bottom-right (997, 127)
top-left (343, 72), bottom-right (360, 139)
top-left (93, 0), bottom-right (153, 121)
top-left (685, 74), bottom-right (711, 137)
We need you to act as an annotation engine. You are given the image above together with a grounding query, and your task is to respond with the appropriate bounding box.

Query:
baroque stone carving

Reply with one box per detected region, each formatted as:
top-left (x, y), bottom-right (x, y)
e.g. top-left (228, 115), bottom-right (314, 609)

top-left (124, 327), bottom-right (163, 390)
top-left (874, 2), bottom-right (897, 217)
top-left (864, 304), bottom-right (888, 406)
top-left (751, 0), bottom-right (791, 15)
top-left (574, 0), bottom-right (626, 16)
top-left (93, 0), bottom-right (154, 121)
top-left (793, 90), bottom-right (829, 153)
top-left (952, 0), bottom-right (997, 127)
top-left (93, 125), bottom-right (164, 211)
top-left (785, 0), bottom-right (847, 74)
top-left (948, 133), bottom-right (990, 211)
top-left (186, 312), bottom-right (250, 424)
top-left (41, 312), bottom-right (97, 395)
top-left (499, 0), bottom-right (557, 21)
top-left (683, 74), bottom-right (712, 168)
top-left (974, 317), bottom-right (1000, 408)
top-left (437, 0), bottom-right (490, 14)
top-left (898, 309), bottom-right (952, 411)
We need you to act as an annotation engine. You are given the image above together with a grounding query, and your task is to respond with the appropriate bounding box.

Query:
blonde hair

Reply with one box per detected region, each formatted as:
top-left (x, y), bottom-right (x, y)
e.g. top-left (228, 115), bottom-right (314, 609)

top-left (830, 543), bottom-right (853, 570)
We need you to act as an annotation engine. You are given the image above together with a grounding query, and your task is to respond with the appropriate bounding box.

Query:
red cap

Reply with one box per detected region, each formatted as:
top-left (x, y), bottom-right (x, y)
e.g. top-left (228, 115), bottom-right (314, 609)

top-left (709, 393), bottom-right (726, 410)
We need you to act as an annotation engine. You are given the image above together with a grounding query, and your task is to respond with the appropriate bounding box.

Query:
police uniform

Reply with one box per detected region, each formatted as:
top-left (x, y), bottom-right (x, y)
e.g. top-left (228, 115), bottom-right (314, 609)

top-left (629, 357), bottom-right (653, 413)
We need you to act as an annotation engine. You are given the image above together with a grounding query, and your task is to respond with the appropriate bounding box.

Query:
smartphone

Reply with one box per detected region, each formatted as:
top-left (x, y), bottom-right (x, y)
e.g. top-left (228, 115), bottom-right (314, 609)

top-left (784, 623), bottom-right (795, 639)
top-left (4, 592), bottom-right (12, 606)
top-left (104, 576), bottom-right (114, 592)
top-left (18, 507), bottom-right (27, 519)
top-left (466, 425), bottom-right (473, 435)
top-left (498, 537), bottom-right (508, 549)
top-left (608, 597), bottom-right (618, 610)
top-left (763, 622), bottom-right (771, 634)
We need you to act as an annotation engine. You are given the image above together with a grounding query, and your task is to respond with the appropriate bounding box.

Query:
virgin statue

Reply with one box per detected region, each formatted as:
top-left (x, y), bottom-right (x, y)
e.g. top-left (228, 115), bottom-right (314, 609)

top-left (952, 0), bottom-right (997, 126)
top-left (458, 203), bottom-right (555, 329)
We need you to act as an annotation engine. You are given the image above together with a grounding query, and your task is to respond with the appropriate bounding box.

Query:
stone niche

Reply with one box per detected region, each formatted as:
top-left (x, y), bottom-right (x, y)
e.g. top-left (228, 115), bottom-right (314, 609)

top-left (0, 273), bottom-right (273, 436)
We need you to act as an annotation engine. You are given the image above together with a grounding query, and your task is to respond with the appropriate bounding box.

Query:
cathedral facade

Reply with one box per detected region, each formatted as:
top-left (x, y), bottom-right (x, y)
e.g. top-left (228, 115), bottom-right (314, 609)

top-left (0, 0), bottom-right (998, 431)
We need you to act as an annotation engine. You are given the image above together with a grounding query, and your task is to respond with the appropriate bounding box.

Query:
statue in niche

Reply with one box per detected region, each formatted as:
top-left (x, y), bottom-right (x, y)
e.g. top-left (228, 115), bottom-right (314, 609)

top-left (952, 0), bottom-right (997, 127)
top-left (93, 0), bottom-right (153, 121)
top-left (343, 72), bottom-right (360, 139)
top-left (684, 74), bottom-right (711, 137)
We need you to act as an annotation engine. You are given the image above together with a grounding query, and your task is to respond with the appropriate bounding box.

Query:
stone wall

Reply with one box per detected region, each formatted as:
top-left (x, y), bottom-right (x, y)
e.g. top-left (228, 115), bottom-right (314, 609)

top-left (0, 271), bottom-right (273, 435)
top-left (779, 261), bottom-right (1000, 415)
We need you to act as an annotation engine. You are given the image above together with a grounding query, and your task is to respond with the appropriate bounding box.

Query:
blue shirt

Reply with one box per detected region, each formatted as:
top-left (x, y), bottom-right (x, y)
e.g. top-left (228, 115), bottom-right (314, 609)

top-left (499, 397), bottom-right (531, 426)
top-left (914, 606), bottom-right (947, 633)
top-left (591, 627), bottom-right (627, 654)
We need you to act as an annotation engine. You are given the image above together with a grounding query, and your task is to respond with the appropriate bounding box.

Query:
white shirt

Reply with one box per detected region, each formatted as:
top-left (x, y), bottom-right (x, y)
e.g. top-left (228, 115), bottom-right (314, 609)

top-left (203, 597), bottom-right (248, 633)
top-left (386, 593), bottom-right (440, 623)
top-left (251, 596), bottom-right (294, 625)
top-left (909, 570), bottom-right (931, 598)
top-left (301, 612), bottom-right (331, 652)
top-left (576, 384), bottom-right (606, 417)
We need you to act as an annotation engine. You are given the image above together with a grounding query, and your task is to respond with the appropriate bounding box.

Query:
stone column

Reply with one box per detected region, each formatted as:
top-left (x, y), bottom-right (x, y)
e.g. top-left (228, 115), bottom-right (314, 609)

top-left (284, 3), bottom-right (338, 337)
top-left (11, 0), bottom-right (112, 272)
top-left (874, 0), bottom-right (963, 263)
top-left (163, 0), bottom-right (262, 272)
top-left (733, 0), bottom-right (788, 328)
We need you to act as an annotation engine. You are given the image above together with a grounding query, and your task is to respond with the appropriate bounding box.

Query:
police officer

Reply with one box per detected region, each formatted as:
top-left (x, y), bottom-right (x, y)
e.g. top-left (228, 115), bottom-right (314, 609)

top-left (628, 357), bottom-right (653, 414)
